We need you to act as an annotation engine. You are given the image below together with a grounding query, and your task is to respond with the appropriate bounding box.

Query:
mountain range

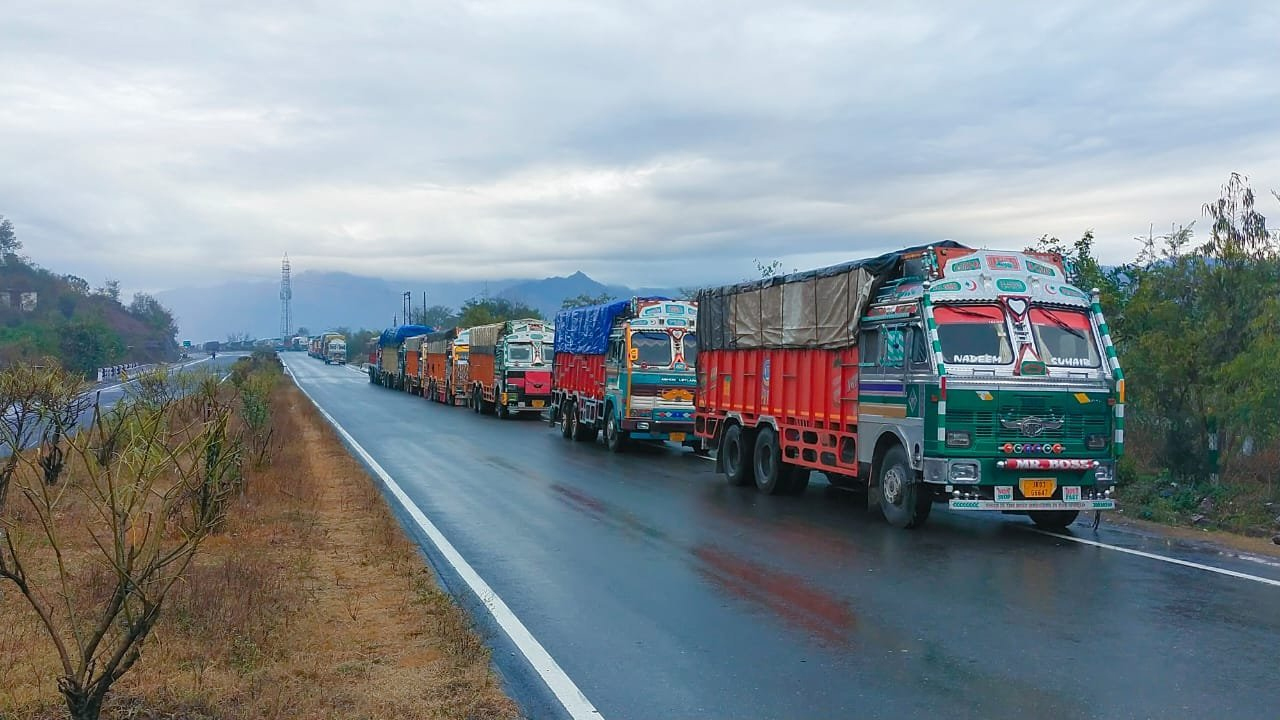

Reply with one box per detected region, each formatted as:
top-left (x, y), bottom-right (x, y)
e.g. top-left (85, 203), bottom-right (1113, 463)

top-left (155, 270), bottom-right (679, 342)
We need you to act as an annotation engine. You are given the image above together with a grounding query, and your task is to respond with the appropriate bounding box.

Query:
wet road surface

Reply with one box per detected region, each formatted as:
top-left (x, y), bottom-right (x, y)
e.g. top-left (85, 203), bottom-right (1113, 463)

top-left (285, 356), bottom-right (1280, 720)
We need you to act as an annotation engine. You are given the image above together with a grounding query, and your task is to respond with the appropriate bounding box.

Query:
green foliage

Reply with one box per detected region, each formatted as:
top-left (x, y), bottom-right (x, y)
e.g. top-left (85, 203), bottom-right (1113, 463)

top-left (411, 304), bottom-right (459, 328)
top-left (457, 297), bottom-right (542, 327)
top-left (560, 292), bottom-right (615, 310)
top-left (59, 318), bottom-right (126, 376)
top-left (1043, 174), bottom-right (1280, 507)
top-left (753, 258), bottom-right (783, 279)
top-left (0, 215), bottom-right (22, 263)
top-left (128, 292), bottom-right (178, 337)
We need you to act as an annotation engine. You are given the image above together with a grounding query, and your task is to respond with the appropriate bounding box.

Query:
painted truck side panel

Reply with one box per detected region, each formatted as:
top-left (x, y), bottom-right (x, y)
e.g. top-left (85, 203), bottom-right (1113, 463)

top-left (696, 347), bottom-right (861, 474)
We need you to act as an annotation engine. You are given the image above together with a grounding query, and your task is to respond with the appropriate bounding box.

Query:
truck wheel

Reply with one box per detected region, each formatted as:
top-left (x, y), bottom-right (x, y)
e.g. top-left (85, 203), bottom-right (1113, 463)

top-left (722, 424), bottom-right (755, 487)
top-left (560, 403), bottom-right (575, 439)
top-left (752, 427), bottom-right (789, 496)
top-left (1029, 510), bottom-right (1079, 530)
top-left (605, 412), bottom-right (628, 453)
top-left (877, 445), bottom-right (931, 529)
top-left (497, 402), bottom-right (509, 419)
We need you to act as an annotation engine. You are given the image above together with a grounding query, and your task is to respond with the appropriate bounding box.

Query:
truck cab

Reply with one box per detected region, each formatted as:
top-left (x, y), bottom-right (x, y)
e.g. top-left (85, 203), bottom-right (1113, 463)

top-left (325, 338), bottom-right (347, 365)
top-left (603, 300), bottom-right (698, 449)
top-left (859, 248), bottom-right (1121, 528)
top-left (495, 321), bottom-right (554, 418)
top-left (449, 330), bottom-right (471, 406)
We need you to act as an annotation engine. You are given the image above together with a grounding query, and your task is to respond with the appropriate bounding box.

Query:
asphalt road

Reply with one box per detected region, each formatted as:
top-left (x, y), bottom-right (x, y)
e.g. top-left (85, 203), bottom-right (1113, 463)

top-left (285, 356), bottom-right (1280, 720)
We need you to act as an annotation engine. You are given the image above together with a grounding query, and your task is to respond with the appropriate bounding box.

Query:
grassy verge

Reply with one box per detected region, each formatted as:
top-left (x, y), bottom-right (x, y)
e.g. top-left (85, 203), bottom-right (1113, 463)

top-left (1, 377), bottom-right (519, 719)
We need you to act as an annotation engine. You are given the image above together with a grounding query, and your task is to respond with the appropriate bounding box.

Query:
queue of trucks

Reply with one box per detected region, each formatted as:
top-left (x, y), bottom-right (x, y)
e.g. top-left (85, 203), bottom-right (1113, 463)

top-left (338, 242), bottom-right (1124, 531)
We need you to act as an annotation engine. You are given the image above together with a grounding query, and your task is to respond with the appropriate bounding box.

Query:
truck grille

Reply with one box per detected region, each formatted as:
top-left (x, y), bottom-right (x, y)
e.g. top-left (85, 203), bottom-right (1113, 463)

top-left (948, 410), bottom-right (1107, 440)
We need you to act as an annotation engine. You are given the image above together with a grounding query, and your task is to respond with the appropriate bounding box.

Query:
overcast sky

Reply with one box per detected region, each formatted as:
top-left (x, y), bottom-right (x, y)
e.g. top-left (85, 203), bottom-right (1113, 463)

top-left (2, 1), bottom-right (1278, 293)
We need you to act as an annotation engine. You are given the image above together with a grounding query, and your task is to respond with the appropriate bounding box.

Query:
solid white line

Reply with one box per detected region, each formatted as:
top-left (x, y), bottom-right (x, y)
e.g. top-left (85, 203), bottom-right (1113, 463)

top-left (1029, 528), bottom-right (1280, 588)
top-left (285, 360), bottom-right (603, 719)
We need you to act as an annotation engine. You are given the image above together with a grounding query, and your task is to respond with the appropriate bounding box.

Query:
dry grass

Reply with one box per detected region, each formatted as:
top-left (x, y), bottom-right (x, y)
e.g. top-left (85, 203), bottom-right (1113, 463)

top-left (0, 381), bottom-right (519, 720)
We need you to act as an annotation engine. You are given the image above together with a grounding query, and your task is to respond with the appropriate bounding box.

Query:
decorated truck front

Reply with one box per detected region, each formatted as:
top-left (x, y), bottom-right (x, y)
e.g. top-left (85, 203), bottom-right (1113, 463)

top-left (551, 298), bottom-right (700, 452)
top-left (325, 335), bottom-right (347, 365)
top-left (467, 319), bottom-right (554, 418)
top-left (694, 243), bottom-right (1122, 530)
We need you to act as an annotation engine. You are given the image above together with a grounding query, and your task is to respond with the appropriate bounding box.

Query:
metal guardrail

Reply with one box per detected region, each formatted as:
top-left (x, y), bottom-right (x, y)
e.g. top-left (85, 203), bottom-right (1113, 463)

top-left (96, 362), bottom-right (141, 382)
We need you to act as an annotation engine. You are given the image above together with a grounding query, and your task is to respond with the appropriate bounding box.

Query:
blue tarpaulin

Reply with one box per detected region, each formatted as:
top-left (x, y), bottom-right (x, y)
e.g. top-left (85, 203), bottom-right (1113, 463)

top-left (378, 324), bottom-right (434, 347)
top-left (554, 298), bottom-right (670, 355)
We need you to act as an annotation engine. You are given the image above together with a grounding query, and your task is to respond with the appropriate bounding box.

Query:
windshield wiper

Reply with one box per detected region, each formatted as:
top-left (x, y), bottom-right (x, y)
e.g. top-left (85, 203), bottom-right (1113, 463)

top-left (943, 305), bottom-right (995, 320)
top-left (1040, 309), bottom-right (1085, 340)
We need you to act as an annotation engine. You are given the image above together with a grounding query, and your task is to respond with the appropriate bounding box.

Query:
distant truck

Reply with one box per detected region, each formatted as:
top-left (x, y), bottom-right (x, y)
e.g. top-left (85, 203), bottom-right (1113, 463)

top-left (321, 332), bottom-right (347, 364)
top-left (420, 328), bottom-right (465, 404)
top-left (466, 319), bottom-right (554, 418)
top-left (401, 335), bottom-right (426, 394)
top-left (551, 298), bottom-right (701, 453)
top-left (693, 243), bottom-right (1124, 530)
top-left (369, 325), bottom-right (433, 388)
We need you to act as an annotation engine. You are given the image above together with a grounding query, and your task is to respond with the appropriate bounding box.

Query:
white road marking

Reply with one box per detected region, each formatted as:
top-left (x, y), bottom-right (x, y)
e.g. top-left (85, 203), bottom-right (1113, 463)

top-left (1030, 528), bottom-right (1280, 588)
top-left (285, 360), bottom-right (603, 720)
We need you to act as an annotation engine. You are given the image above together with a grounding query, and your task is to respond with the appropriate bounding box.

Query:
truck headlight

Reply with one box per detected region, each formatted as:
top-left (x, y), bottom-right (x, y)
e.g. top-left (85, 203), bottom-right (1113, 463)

top-left (946, 431), bottom-right (972, 448)
top-left (949, 461), bottom-right (980, 484)
top-left (1086, 433), bottom-right (1109, 450)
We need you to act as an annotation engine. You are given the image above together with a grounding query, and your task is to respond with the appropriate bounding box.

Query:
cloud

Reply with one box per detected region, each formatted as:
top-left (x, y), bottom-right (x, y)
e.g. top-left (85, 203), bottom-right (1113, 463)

top-left (1, 0), bottom-right (1277, 293)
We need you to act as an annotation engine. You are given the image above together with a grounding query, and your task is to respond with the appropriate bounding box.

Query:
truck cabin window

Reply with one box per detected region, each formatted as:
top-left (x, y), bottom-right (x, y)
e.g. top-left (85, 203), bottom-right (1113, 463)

top-left (1031, 309), bottom-right (1100, 368)
top-left (680, 332), bottom-right (698, 368)
top-left (934, 305), bottom-right (1013, 365)
top-left (631, 331), bottom-right (673, 367)
top-left (506, 343), bottom-right (533, 363)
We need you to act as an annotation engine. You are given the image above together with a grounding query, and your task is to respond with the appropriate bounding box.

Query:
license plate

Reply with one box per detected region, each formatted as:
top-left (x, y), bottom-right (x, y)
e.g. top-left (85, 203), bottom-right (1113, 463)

top-left (669, 432), bottom-right (686, 442)
top-left (1020, 478), bottom-right (1056, 499)
top-left (532, 400), bottom-right (545, 408)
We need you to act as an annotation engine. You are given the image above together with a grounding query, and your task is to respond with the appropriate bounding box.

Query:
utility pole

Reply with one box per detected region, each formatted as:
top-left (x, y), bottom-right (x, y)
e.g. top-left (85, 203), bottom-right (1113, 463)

top-left (403, 291), bottom-right (412, 325)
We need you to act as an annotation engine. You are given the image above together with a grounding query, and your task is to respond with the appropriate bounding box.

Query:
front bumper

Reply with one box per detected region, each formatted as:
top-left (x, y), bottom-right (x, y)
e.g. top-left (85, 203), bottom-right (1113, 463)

top-left (950, 498), bottom-right (1116, 511)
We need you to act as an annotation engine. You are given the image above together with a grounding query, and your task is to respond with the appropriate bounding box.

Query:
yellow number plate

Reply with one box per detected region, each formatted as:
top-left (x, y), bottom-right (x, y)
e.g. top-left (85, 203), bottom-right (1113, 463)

top-left (532, 400), bottom-right (545, 408)
top-left (1020, 478), bottom-right (1057, 499)
top-left (669, 432), bottom-right (686, 442)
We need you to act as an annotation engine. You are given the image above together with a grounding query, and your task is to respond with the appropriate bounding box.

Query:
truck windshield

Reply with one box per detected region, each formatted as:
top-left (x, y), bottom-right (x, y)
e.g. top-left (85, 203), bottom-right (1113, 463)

top-left (1031, 309), bottom-right (1100, 368)
top-left (934, 305), bottom-right (1013, 365)
top-left (631, 331), bottom-right (673, 367)
top-left (507, 343), bottom-right (533, 363)
top-left (681, 332), bottom-right (698, 368)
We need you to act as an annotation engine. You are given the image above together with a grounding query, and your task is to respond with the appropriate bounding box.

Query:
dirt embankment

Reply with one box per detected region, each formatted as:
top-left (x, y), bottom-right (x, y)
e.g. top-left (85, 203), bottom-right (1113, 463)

top-left (0, 382), bottom-right (519, 720)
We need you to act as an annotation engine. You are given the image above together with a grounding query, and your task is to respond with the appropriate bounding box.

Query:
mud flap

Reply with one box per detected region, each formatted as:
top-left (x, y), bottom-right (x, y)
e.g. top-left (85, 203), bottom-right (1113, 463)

top-left (714, 433), bottom-right (726, 474)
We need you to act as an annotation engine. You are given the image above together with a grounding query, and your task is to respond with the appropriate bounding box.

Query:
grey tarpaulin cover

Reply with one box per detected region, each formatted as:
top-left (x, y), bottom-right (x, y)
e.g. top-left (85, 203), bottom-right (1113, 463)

top-left (696, 242), bottom-right (965, 351)
top-left (467, 322), bottom-right (506, 356)
top-left (421, 328), bottom-right (458, 355)
top-left (403, 335), bottom-right (425, 353)
top-left (378, 325), bottom-right (434, 348)
top-left (554, 297), bottom-right (671, 355)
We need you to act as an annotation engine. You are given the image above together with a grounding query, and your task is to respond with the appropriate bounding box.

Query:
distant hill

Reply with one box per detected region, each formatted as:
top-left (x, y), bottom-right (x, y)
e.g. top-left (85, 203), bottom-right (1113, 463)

top-left (156, 270), bottom-right (680, 342)
top-left (0, 261), bottom-right (178, 375)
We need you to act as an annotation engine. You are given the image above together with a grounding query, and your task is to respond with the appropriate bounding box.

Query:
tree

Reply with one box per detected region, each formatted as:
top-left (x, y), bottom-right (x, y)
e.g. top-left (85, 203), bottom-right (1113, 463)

top-left (0, 215), bottom-right (22, 264)
top-left (63, 275), bottom-right (90, 296)
top-left (59, 319), bottom-right (125, 376)
top-left (753, 258), bottom-right (783, 279)
top-left (411, 304), bottom-right (458, 328)
top-left (457, 297), bottom-right (542, 327)
top-left (295, 326), bottom-right (310, 337)
top-left (95, 280), bottom-right (121, 303)
top-left (128, 292), bottom-right (178, 337)
top-left (560, 292), bottom-right (615, 309)
top-left (0, 370), bottom-right (244, 720)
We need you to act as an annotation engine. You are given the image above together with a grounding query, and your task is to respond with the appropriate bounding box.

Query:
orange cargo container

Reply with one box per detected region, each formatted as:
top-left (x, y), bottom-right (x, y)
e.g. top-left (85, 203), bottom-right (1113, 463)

top-left (421, 329), bottom-right (458, 404)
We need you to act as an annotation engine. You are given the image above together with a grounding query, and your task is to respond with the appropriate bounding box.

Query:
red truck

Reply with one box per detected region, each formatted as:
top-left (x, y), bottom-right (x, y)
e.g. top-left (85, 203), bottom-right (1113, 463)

top-left (467, 319), bottom-right (555, 419)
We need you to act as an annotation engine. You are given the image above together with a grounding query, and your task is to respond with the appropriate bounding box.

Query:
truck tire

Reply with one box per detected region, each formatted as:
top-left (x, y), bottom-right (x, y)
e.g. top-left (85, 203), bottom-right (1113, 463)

top-left (497, 401), bottom-right (509, 419)
top-left (560, 403), bottom-right (575, 439)
top-left (877, 445), bottom-right (931, 529)
top-left (752, 427), bottom-right (789, 496)
top-left (605, 411), bottom-right (628, 453)
top-left (1029, 510), bottom-right (1079, 530)
top-left (721, 424), bottom-right (755, 487)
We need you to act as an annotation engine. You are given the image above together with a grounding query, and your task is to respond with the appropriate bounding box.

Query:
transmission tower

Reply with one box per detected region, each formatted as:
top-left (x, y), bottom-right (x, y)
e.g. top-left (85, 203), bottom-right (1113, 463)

top-left (279, 254), bottom-right (293, 338)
